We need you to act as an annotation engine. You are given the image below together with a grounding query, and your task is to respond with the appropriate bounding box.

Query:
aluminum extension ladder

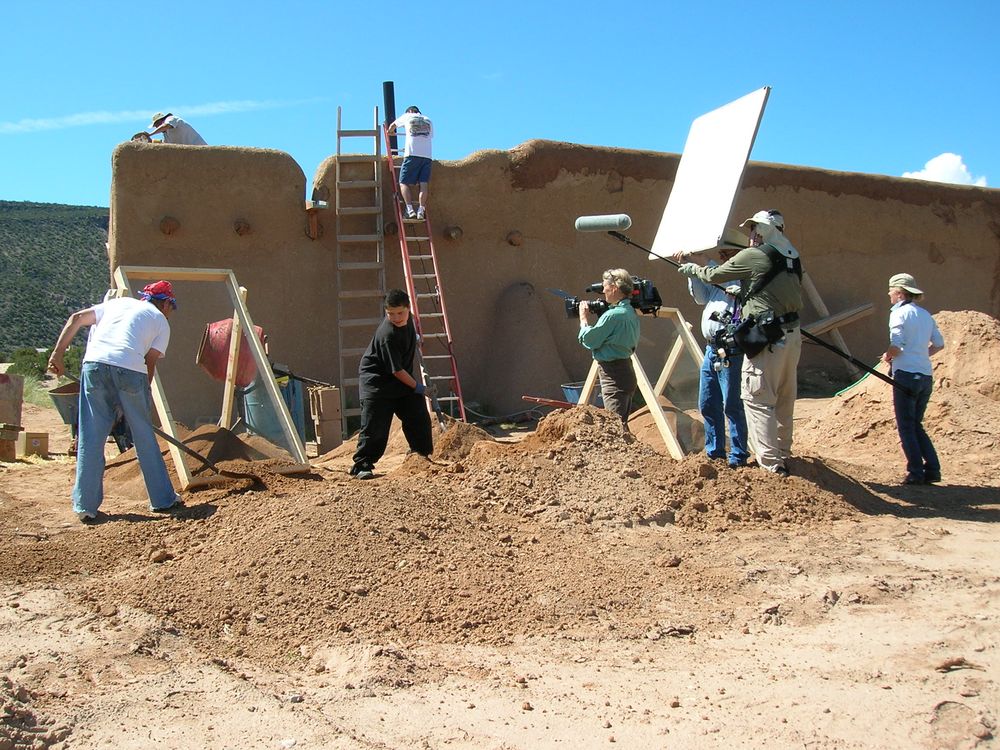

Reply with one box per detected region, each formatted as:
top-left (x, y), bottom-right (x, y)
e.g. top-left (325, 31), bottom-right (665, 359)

top-left (382, 123), bottom-right (466, 421)
top-left (334, 106), bottom-right (386, 433)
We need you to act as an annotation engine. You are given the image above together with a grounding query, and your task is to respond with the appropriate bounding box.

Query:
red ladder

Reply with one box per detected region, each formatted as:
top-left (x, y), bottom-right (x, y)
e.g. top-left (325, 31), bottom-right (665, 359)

top-left (382, 124), bottom-right (466, 421)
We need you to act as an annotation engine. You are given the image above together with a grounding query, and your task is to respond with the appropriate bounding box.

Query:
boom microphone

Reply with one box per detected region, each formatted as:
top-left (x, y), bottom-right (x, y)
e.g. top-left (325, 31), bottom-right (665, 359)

top-left (574, 214), bottom-right (632, 232)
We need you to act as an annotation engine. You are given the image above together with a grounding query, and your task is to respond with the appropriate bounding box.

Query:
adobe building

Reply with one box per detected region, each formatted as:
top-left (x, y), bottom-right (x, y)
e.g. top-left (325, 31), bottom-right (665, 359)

top-left (108, 138), bottom-right (1000, 428)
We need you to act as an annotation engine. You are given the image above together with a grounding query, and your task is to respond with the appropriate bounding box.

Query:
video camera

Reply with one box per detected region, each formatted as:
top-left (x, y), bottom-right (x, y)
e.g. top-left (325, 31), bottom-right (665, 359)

top-left (558, 277), bottom-right (662, 318)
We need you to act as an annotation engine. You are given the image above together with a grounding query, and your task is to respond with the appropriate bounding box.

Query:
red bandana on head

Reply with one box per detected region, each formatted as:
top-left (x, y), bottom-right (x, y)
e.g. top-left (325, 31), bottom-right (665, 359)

top-left (139, 280), bottom-right (177, 309)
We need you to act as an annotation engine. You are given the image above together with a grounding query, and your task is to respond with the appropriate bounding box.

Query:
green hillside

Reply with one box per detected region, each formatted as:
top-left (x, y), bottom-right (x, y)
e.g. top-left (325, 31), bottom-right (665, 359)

top-left (0, 200), bottom-right (110, 355)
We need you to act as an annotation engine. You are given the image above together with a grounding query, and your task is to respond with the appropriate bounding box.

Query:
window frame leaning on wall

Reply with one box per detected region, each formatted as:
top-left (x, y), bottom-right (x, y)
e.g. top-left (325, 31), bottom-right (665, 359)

top-left (114, 265), bottom-right (310, 490)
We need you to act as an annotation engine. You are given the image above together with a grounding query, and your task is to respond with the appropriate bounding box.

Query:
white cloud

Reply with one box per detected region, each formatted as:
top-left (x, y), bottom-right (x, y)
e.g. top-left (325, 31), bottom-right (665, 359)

top-left (902, 153), bottom-right (987, 187)
top-left (0, 98), bottom-right (324, 135)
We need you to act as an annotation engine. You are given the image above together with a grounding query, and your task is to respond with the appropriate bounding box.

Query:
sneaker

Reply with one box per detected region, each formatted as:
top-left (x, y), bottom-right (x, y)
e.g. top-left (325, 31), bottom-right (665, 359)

top-left (924, 472), bottom-right (941, 484)
top-left (404, 207), bottom-right (417, 220)
top-left (77, 511), bottom-right (97, 523)
top-left (151, 497), bottom-right (184, 513)
top-left (416, 207), bottom-right (426, 220)
top-left (902, 475), bottom-right (925, 486)
top-left (774, 466), bottom-right (791, 478)
top-left (353, 469), bottom-right (374, 480)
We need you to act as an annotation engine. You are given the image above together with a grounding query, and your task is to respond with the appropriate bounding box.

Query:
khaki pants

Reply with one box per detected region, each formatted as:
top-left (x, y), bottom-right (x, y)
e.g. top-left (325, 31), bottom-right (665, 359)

top-left (740, 327), bottom-right (801, 472)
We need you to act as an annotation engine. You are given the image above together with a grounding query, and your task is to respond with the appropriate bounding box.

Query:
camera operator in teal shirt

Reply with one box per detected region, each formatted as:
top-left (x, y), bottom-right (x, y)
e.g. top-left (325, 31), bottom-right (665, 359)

top-left (578, 268), bottom-right (641, 429)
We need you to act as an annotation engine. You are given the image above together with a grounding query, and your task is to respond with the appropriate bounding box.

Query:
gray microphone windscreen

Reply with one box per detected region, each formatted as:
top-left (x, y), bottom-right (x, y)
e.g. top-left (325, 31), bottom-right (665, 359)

top-left (574, 214), bottom-right (632, 232)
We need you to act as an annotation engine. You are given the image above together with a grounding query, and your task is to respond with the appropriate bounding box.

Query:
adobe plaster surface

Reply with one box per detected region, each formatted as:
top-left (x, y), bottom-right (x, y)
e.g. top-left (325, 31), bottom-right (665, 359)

top-left (110, 139), bottom-right (1000, 423)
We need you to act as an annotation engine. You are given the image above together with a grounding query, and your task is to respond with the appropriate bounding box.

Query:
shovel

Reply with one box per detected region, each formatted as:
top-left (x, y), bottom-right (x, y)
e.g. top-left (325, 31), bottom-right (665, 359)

top-left (61, 374), bottom-right (261, 484)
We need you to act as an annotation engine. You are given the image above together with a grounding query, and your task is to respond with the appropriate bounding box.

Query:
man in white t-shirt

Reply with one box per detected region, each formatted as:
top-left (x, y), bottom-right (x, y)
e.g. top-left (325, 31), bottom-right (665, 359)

top-left (148, 112), bottom-right (208, 145)
top-left (387, 106), bottom-right (433, 220)
top-left (48, 281), bottom-right (182, 522)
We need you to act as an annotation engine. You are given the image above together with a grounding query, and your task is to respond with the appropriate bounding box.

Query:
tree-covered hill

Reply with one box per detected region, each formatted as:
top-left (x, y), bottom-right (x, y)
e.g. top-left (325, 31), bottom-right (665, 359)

top-left (0, 200), bottom-right (110, 355)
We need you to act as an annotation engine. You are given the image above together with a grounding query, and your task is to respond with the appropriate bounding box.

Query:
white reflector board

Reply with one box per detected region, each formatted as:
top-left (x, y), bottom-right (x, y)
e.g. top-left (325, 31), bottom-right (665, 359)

top-left (649, 87), bottom-right (770, 260)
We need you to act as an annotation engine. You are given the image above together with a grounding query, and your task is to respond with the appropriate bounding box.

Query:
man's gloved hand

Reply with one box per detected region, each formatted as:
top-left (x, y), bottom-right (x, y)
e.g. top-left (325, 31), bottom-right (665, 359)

top-left (414, 382), bottom-right (425, 396)
top-left (677, 262), bottom-right (699, 277)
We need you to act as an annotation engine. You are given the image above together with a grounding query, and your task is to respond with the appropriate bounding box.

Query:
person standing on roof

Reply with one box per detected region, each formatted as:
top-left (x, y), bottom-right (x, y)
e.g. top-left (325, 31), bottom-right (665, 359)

top-left (387, 106), bottom-right (433, 221)
top-left (148, 112), bottom-right (208, 145)
top-left (47, 281), bottom-right (183, 522)
top-left (677, 210), bottom-right (803, 477)
top-left (881, 273), bottom-right (945, 485)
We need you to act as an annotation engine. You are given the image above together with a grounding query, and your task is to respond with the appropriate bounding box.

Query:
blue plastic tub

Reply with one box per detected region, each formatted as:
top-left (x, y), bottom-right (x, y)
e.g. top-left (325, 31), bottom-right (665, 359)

top-left (560, 382), bottom-right (604, 407)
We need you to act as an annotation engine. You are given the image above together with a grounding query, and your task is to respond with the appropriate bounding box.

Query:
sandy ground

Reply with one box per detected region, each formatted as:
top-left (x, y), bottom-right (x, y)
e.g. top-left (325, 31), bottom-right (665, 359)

top-left (1, 310), bottom-right (998, 750)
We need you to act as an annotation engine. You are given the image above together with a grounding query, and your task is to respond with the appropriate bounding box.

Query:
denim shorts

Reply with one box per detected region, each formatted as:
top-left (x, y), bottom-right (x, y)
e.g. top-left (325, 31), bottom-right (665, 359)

top-left (399, 156), bottom-right (432, 185)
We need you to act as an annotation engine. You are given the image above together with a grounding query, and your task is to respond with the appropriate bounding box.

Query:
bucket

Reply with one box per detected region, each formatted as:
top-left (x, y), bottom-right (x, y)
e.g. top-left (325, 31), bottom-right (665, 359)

top-left (196, 319), bottom-right (266, 387)
top-left (49, 381), bottom-right (80, 426)
top-left (560, 382), bottom-right (604, 408)
top-left (242, 376), bottom-right (306, 445)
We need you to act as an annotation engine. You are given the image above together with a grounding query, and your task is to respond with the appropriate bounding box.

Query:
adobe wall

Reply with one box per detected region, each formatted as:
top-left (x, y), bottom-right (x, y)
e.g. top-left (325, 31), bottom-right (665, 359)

top-left (111, 140), bottom-right (1000, 424)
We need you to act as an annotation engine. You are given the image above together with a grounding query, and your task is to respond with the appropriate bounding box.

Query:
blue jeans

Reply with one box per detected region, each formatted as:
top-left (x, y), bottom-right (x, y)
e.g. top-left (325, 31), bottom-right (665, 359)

top-left (892, 370), bottom-right (939, 481)
top-left (700, 345), bottom-right (749, 465)
top-left (73, 362), bottom-right (178, 513)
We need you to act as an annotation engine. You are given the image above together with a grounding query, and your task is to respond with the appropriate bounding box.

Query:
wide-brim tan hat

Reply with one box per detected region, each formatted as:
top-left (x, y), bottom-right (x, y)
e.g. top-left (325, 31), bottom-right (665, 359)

top-left (888, 272), bottom-right (923, 295)
top-left (150, 112), bottom-right (171, 127)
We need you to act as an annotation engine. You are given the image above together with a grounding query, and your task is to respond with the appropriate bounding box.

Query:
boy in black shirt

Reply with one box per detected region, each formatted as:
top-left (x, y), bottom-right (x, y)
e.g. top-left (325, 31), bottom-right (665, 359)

top-left (350, 289), bottom-right (434, 479)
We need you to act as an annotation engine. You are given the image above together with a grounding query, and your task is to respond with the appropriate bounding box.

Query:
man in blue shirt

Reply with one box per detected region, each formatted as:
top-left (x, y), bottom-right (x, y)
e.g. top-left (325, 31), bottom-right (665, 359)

top-left (681, 240), bottom-right (750, 468)
top-left (881, 272), bottom-right (945, 485)
top-left (578, 268), bottom-right (641, 428)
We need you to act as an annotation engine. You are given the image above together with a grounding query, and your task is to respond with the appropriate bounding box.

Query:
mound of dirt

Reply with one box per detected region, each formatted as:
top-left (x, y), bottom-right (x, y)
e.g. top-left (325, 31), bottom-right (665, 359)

top-left (432, 419), bottom-right (495, 461)
top-left (104, 425), bottom-right (301, 501)
top-left (796, 310), bottom-right (1000, 483)
top-left (456, 406), bottom-right (857, 530)
top-left (73, 405), bottom-right (871, 668)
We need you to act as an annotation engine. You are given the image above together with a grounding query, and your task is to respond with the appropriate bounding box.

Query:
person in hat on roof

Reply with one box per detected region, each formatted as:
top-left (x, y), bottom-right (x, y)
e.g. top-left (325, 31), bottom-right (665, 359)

top-left (676, 210), bottom-right (803, 477)
top-left (48, 282), bottom-right (183, 522)
top-left (147, 112), bottom-right (207, 145)
top-left (881, 273), bottom-right (945, 485)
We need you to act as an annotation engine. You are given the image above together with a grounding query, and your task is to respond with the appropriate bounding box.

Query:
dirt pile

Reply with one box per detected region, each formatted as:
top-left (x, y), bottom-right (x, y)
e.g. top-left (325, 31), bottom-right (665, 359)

top-left (796, 310), bottom-right (1000, 483)
top-left (104, 424), bottom-right (302, 501)
top-left (66, 407), bottom-right (869, 669)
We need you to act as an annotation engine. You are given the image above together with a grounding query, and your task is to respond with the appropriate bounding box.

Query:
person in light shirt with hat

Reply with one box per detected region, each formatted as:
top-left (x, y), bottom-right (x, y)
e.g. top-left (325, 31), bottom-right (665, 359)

top-left (147, 112), bottom-right (207, 145)
top-left (881, 273), bottom-right (945, 485)
top-left (48, 282), bottom-right (183, 522)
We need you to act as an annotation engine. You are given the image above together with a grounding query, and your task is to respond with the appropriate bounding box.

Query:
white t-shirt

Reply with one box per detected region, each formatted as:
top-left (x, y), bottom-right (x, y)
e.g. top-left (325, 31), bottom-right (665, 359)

top-left (162, 115), bottom-right (208, 146)
top-left (83, 297), bottom-right (171, 375)
top-left (393, 112), bottom-right (433, 159)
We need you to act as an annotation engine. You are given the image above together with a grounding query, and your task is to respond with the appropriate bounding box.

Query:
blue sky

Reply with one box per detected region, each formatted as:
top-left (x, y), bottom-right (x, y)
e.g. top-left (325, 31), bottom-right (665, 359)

top-left (2, 0), bottom-right (996, 207)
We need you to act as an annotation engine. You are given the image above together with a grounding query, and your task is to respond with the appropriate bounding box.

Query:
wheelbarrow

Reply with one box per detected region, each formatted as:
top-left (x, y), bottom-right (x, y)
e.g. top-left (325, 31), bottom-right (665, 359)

top-left (48, 380), bottom-right (132, 454)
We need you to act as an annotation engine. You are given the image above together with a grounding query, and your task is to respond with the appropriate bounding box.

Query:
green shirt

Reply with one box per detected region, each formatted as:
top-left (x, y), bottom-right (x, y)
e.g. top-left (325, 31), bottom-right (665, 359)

top-left (691, 245), bottom-right (802, 319)
top-left (578, 300), bottom-right (640, 361)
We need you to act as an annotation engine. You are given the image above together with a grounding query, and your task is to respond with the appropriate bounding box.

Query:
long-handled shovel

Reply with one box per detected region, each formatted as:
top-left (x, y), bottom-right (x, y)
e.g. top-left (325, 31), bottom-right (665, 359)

top-left (62, 374), bottom-right (260, 484)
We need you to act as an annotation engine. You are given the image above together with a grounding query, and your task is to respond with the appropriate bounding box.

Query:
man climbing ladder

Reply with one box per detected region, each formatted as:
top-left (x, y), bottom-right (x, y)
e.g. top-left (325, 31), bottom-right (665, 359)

top-left (386, 106), bottom-right (433, 221)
